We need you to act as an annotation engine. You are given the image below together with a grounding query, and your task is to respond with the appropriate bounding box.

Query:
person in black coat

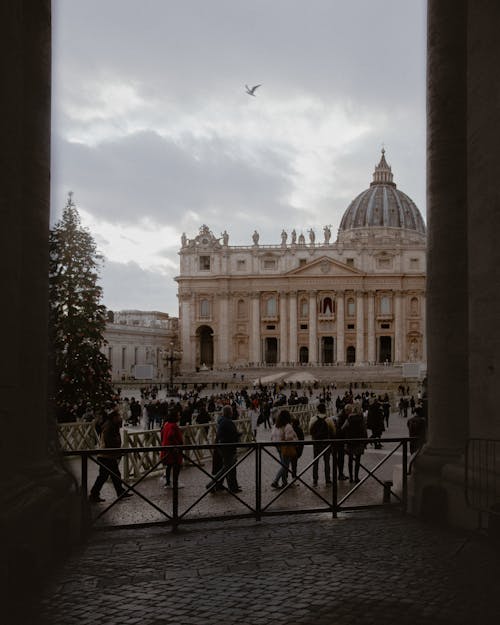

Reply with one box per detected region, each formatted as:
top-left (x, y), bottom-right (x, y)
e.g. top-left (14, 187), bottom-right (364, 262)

top-left (206, 405), bottom-right (241, 493)
top-left (366, 396), bottom-right (385, 449)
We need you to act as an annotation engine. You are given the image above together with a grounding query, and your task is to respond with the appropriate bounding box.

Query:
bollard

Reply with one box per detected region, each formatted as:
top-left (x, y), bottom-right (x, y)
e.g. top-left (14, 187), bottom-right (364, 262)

top-left (383, 480), bottom-right (393, 504)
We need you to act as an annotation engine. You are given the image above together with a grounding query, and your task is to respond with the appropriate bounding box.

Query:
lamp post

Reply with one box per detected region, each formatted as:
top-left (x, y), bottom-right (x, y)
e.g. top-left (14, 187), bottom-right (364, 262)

top-left (163, 342), bottom-right (181, 396)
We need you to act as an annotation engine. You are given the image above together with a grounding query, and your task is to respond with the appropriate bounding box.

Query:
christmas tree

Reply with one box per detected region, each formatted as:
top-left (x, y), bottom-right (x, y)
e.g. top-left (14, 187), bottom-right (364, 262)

top-left (49, 192), bottom-right (114, 421)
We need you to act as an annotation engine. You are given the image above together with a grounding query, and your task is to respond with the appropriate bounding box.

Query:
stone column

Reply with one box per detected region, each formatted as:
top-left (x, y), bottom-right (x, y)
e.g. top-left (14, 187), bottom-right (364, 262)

top-left (1, 0), bottom-right (75, 596)
top-left (288, 291), bottom-right (298, 363)
top-left (180, 294), bottom-right (194, 371)
top-left (411, 0), bottom-right (471, 526)
top-left (218, 292), bottom-right (230, 367)
top-left (355, 292), bottom-right (364, 364)
top-left (467, 2), bottom-right (500, 440)
top-left (279, 291), bottom-right (288, 364)
top-left (420, 292), bottom-right (427, 363)
top-left (250, 293), bottom-right (261, 363)
top-left (394, 291), bottom-right (404, 363)
top-left (367, 291), bottom-right (376, 363)
top-left (336, 291), bottom-right (345, 363)
top-left (425, 0), bottom-right (468, 452)
top-left (308, 291), bottom-right (318, 363)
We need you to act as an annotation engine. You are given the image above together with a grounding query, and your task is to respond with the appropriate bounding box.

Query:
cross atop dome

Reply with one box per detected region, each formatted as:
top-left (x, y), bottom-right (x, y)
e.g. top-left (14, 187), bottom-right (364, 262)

top-left (371, 148), bottom-right (395, 187)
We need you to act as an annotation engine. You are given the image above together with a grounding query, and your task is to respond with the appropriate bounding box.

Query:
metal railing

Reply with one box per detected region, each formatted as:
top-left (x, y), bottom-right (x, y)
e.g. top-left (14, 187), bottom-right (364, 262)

top-left (66, 437), bottom-right (411, 536)
top-left (465, 438), bottom-right (500, 517)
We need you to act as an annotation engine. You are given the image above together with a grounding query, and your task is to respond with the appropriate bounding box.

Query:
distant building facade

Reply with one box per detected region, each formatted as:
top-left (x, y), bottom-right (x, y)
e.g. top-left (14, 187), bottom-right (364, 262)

top-left (103, 310), bottom-right (179, 382)
top-left (176, 151), bottom-right (426, 372)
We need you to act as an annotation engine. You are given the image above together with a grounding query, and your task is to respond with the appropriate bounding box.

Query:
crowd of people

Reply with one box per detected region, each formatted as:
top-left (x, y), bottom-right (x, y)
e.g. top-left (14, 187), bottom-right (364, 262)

top-left (87, 381), bottom-right (427, 502)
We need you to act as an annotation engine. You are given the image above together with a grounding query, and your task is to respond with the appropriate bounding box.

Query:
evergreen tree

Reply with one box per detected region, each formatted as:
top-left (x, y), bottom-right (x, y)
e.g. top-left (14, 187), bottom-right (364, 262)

top-left (49, 192), bottom-right (114, 421)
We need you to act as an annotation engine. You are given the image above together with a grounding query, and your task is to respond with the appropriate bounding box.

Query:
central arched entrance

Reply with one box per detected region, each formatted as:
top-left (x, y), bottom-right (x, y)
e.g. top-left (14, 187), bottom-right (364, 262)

top-left (379, 336), bottom-right (392, 363)
top-left (264, 337), bottom-right (278, 364)
top-left (346, 345), bottom-right (356, 364)
top-left (321, 336), bottom-right (334, 364)
top-left (299, 346), bottom-right (309, 364)
top-left (197, 325), bottom-right (214, 367)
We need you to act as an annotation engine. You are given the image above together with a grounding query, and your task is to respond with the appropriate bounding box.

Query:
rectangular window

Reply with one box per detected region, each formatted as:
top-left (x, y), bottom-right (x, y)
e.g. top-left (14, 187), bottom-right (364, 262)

top-left (200, 299), bottom-right (210, 318)
top-left (346, 258), bottom-right (354, 267)
top-left (237, 259), bottom-right (246, 270)
top-left (410, 258), bottom-right (419, 270)
top-left (266, 325), bottom-right (276, 330)
top-left (134, 347), bottom-right (139, 365)
top-left (199, 255), bottom-right (211, 271)
top-left (300, 323), bottom-right (308, 330)
top-left (381, 323), bottom-right (391, 329)
top-left (121, 347), bottom-right (126, 369)
top-left (347, 323), bottom-right (355, 330)
top-left (263, 259), bottom-right (276, 269)
top-left (299, 258), bottom-right (307, 267)
top-left (380, 296), bottom-right (391, 314)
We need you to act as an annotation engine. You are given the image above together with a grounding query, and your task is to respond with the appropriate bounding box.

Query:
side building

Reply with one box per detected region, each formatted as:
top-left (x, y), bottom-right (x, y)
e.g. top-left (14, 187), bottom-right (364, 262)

top-left (103, 310), bottom-right (179, 382)
top-left (176, 151), bottom-right (426, 372)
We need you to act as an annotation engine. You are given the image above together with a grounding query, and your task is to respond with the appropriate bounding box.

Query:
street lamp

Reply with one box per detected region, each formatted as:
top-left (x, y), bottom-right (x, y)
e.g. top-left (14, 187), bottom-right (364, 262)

top-left (162, 342), bottom-right (181, 396)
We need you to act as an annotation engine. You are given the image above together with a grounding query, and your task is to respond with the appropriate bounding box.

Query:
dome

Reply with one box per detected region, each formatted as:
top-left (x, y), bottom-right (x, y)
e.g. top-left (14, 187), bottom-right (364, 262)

top-left (338, 150), bottom-right (426, 238)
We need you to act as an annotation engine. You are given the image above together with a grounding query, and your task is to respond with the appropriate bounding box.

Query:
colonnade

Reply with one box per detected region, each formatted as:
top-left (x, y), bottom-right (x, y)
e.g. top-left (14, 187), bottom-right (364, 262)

top-left (180, 289), bottom-right (424, 369)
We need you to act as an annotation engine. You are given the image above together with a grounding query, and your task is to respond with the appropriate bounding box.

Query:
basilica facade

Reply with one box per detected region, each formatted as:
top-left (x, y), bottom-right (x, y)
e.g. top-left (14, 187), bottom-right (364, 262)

top-left (176, 151), bottom-right (426, 371)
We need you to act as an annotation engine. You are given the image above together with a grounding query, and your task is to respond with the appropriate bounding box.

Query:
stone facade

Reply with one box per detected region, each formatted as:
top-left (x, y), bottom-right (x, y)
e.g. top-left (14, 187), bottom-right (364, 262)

top-left (176, 153), bottom-right (426, 372)
top-left (103, 310), bottom-right (178, 382)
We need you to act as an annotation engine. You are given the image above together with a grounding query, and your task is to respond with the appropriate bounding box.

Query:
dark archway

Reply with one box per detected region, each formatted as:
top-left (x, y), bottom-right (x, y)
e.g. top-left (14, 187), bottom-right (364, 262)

top-left (321, 336), bottom-right (334, 363)
top-left (265, 337), bottom-right (278, 364)
top-left (197, 325), bottom-right (214, 367)
top-left (379, 336), bottom-right (392, 363)
top-left (299, 346), bottom-right (309, 364)
top-left (346, 345), bottom-right (356, 364)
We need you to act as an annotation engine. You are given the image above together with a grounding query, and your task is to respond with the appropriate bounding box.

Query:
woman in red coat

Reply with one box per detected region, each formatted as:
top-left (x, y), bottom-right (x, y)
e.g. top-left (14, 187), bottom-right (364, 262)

top-left (160, 408), bottom-right (184, 488)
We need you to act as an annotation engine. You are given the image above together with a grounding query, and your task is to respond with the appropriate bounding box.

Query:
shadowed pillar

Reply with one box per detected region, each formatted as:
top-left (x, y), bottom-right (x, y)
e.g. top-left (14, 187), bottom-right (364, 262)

top-left (1, 0), bottom-right (76, 600)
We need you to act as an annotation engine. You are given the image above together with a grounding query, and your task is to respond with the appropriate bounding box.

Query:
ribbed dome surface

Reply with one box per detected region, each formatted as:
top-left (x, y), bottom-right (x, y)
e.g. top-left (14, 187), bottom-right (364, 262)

top-left (339, 151), bottom-right (426, 235)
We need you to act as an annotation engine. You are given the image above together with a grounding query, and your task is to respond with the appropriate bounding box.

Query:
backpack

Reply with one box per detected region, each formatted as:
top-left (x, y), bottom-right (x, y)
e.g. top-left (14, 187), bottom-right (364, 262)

top-left (310, 415), bottom-right (329, 440)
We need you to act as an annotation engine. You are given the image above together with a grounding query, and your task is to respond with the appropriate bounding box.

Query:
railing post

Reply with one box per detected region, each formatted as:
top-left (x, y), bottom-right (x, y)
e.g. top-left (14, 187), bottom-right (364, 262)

top-left (331, 442), bottom-right (338, 518)
top-left (123, 429), bottom-right (130, 482)
top-left (255, 443), bottom-right (261, 522)
top-left (80, 454), bottom-right (90, 540)
top-left (172, 454), bottom-right (179, 532)
top-left (402, 439), bottom-right (408, 514)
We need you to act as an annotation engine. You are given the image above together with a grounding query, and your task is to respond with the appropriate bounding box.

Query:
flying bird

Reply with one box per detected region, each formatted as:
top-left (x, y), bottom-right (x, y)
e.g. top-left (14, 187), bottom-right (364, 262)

top-left (245, 84), bottom-right (261, 96)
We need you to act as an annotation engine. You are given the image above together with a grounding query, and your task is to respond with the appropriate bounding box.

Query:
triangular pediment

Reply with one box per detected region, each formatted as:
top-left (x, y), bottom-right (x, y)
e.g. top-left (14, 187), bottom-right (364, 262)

top-left (286, 256), bottom-right (363, 277)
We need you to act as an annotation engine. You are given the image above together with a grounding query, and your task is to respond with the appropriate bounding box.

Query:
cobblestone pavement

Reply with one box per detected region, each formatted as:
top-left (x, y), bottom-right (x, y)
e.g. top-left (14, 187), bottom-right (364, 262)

top-left (24, 511), bottom-right (500, 625)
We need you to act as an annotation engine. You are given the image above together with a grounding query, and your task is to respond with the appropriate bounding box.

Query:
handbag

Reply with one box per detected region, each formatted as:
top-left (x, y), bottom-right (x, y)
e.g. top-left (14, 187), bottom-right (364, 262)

top-left (281, 444), bottom-right (297, 459)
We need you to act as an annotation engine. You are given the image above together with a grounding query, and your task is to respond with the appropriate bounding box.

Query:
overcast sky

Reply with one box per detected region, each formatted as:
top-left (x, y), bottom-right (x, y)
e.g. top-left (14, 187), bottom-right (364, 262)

top-left (51, 0), bottom-right (427, 316)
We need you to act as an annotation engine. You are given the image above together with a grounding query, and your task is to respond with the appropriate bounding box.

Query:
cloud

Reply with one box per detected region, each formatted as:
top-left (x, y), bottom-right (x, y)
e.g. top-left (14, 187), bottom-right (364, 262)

top-left (99, 260), bottom-right (178, 315)
top-left (51, 0), bottom-right (427, 312)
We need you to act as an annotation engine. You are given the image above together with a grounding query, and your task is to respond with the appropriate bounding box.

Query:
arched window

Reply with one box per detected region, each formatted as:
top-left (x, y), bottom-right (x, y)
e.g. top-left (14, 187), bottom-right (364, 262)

top-left (410, 297), bottom-right (419, 316)
top-left (347, 298), bottom-right (355, 317)
top-left (237, 299), bottom-right (246, 318)
top-left (200, 299), bottom-right (210, 318)
top-left (300, 298), bottom-right (308, 317)
top-left (266, 296), bottom-right (277, 317)
top-left (380, 296), bottom-right (391, 314)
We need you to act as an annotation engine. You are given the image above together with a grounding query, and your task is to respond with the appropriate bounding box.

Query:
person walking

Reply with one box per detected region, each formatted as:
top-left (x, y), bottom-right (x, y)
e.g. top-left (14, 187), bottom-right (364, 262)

top-left (366, 396), bottom-right (385, 449)
top-left (290, 416), bottom-right (304, 484)
top-left (341, 402), bottom-right (368, 483)
top-left (207, 405), bottom-right (241, 493)
top-left (89, 409), bottom-right (133, 503)
top-left (270, 409), bottom-right (298, 489)
top-left (335, 403), bottom-right (352, 481)
top-left (160, 408), bottom-right (184, 488)
top-left (309, 403), bottom-right (336, 487)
